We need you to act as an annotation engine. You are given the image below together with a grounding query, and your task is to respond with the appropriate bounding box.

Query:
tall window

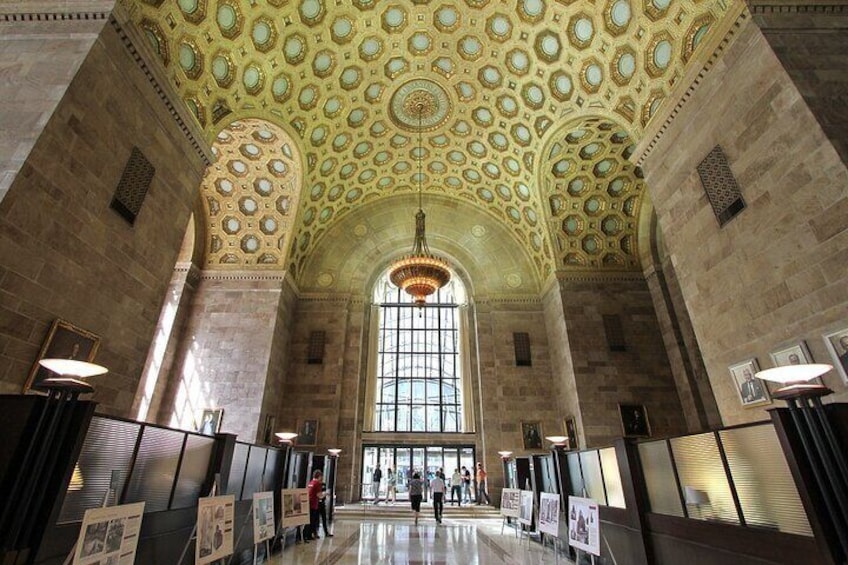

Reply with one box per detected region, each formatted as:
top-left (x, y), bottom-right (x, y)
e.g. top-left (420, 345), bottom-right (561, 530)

top-left (374, 276), bottom-right (464, 432)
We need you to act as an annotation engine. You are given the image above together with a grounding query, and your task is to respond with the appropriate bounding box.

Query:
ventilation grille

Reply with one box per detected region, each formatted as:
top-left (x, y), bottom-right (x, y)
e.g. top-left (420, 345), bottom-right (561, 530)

top-left (514, 332), bottom-right (531, 367)
top-left (697, 145), bottom-right (745, 227)
top-left (307, 330), bottom-right (326, 364)
top-left (603, 315), bottom-right (627, 352)
top-left (111, 147), bottom-right (155, 225)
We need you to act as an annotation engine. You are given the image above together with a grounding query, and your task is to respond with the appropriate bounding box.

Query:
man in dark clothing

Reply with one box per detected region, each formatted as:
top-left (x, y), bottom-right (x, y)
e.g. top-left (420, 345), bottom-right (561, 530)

top-left (372, 463), bottom-right (382, 504)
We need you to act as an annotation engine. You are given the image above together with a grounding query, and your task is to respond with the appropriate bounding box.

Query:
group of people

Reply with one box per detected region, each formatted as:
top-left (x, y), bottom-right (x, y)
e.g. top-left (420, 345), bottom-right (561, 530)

top-left (371, 462), bottom-right (491, 525)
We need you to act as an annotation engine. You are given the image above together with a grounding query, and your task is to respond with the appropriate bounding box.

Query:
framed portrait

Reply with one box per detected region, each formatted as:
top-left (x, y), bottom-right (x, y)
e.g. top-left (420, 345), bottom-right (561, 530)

top-left (618, 404), bottom-right (651, 437)
top-left (565, 417), bottom-right (579, 450)
top-left (823, 325), bottom-right (848, 386)
top-left (521, 421), bottom-right (543, 450)
top-left (729, 358), bottom-right (771, 407)
top-left (261, 414), bottom-right (276, 445)
top-left (198, 409), bottom-right (224, 436)
top-left (297, 419), bottom-right (318, 446)
top-left (24, 318), bottom-right (101, 393)
top-left (770, 341), bottom-right (813, 367)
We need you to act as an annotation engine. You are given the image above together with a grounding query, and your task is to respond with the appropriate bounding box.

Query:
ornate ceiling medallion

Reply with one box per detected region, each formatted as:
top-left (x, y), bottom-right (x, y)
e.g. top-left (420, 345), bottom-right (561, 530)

top-left (389, 79), bottom-right (452, 132)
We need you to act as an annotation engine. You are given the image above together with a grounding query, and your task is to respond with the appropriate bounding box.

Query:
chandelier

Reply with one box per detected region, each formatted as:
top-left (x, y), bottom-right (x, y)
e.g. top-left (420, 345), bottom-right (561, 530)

top-left (388, 102), bottom-right (452, 307)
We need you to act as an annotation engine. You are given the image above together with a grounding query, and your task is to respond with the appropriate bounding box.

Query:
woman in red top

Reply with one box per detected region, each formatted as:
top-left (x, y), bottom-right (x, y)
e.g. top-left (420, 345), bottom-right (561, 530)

top-left (307, 470), bottom-right (323, 540)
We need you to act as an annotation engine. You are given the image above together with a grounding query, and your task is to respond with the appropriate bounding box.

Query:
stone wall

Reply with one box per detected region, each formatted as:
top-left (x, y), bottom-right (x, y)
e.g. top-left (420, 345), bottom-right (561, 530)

top-left (542, 280), bottom-right (582, 445)
top-left (156, 272), bottom-right (288, 441)
top-left (637, 18), bottom-right (848, 425)
top-left (0, 18), bottom-right (209, 412)
top-left (557, 277), bottom-right (687, 446)
top-left (0, 4), bottom-right (112, 202)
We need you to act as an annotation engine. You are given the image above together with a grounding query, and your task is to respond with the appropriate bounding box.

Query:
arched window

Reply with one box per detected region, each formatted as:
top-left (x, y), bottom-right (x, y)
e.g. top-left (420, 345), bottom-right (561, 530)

top-left (373, 274), bottom-right (466, 432)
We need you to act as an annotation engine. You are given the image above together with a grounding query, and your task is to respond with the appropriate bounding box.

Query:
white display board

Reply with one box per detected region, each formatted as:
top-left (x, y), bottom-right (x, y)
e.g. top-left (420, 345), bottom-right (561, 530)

top-left (73, 502), bottom-right (145, 565)
top-left (538, 492), bottom-right (560, 537)
top-left (281, 488), bottom-right (310, 528)
top-left (518, 490), bottom-right (534, 526)
top-left (196, 495), bottom-right (235, 564)
top-left (568, 496), bottom-right (600, 556)
top-left (500, 488), bottom-right (521, 518)
top-left (252, 491), bottom-right (276, 543)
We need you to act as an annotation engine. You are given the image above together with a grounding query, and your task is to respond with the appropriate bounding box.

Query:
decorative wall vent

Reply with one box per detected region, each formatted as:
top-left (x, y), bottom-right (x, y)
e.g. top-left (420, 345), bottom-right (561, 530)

top-left (307, 330), bottom-right (326, 364)
top-left (697, 145), bottom-right (746, 227)
top-left (603, 314), bottom-right (627, 352)
top-left (514, 332), bottom-right (532, 367)
top-left (111, 147), bottom-right (155, 225)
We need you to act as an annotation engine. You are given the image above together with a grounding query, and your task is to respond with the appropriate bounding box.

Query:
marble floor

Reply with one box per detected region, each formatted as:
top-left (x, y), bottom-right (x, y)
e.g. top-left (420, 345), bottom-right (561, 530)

top-left (270, 517), bottom-right (573, 564)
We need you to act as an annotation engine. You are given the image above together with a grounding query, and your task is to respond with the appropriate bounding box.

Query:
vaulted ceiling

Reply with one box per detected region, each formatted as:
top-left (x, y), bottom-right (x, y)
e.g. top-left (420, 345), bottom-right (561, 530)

top-left (130, 0), bottom-right (728, 290)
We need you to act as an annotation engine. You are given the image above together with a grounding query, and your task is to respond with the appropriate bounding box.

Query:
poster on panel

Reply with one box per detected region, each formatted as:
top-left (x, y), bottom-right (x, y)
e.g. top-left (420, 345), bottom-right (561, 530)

top-left (568, 496), bottom-right (600, 556)
top-left (538, 492), bottom-right (561, 537)
top-left (253, 491), bottom-right (276, 543)
top-left (500, 488), bottom-right (521, 518)
top-left (518, 490), bottom-right (534, 525)
top-left (281, 488), bottom-right (311, 528)
top-left (73, 502), bottom-right (145, 565)
top-left (196, 495), bottom-right (235, 564)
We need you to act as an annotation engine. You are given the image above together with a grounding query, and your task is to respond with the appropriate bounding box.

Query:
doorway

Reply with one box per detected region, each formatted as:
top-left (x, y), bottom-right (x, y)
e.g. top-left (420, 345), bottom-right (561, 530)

top-left (361, 445), bottom-right (475, 501)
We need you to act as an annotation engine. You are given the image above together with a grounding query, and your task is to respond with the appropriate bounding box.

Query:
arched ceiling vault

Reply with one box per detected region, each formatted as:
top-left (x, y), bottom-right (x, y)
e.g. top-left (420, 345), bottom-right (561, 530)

top-left (130, 0), bottom-right (729, 281)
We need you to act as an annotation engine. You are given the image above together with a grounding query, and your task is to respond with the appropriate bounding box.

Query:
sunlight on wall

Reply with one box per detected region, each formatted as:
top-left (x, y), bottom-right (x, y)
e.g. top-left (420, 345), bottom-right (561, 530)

top-left (169, 339), bottom-right (212, 431)
top-left (135, 290), bottom-right (179, 421)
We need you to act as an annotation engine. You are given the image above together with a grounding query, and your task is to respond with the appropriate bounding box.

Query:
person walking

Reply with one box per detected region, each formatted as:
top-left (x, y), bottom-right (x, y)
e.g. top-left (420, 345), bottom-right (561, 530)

top-left (306, 470), bottom-right (323, 540)
top-left (385, 467), bottom-right (397, 504)
top-left (408, 472), bottom-right (425, 525)
top-left (461, 466), bottom-right (472, 503)
top-left (430, 471), bottom-right (446, 524)
top-left (450, 468), bottom-right (463, 506)
top-left (475, 462), bottom-right (491, 505)
top-left (372, 463), bottom-right (382, 504)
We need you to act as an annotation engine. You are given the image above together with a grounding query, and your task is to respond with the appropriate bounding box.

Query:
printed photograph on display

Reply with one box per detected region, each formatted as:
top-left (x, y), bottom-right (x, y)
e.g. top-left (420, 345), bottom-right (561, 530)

top-left (519, 490), bottom-right (534, 526)
top-left (729, 358), bottom-right (771, 407)
top-left (499, 488), bottom-right (521, 519)
top-left (24, 318), bottom-right (101, 393)
top-left (252, 492), bottom-right (275, 543)
top-left (538, 492), bottom-right (561, 537)
top-left (521, 421), bottom-right (543, 450)
top-left (618, 404), bottom-right (651, 437)
top-left (823, 324), bottom-right (848, 385)
top-left (297, 419), bottom-right (318, 446)
top-left (281, 489), bottom-right (310, 528)
top-left (73, 502), bottom-right (144, 565)
top-left (196, 495), bottom-right (235, 564)
top-left (197, 409), bottom-right (224, 436)
top-left (568, 496), bottom-right (600, 556)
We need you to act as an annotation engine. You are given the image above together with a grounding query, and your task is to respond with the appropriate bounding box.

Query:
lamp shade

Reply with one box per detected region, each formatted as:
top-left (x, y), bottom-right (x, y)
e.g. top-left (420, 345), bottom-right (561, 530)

top-left (328, 448), bottom-right (342, 456)
top-left (497, 451), bottom-right (513, 459)
top-left (545, 435), bottom-right (568, 446)
top-left (39, 358), bottom-right (108, 378)
top-left (755, 363), bottom-right (832, 384)
top-left (275, 432), bottom-right (298, 442)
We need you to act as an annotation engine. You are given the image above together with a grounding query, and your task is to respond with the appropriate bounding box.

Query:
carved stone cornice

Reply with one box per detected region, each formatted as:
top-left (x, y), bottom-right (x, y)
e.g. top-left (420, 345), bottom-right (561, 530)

top-left (632, 2), bottom-right (750, 167)
top-left (199, 269), bottom-right (287, 282)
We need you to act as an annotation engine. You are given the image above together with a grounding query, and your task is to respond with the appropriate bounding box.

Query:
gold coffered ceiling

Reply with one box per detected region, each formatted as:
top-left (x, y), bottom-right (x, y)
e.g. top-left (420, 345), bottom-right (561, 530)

top-left (130, 0), bottom-right (727, 280)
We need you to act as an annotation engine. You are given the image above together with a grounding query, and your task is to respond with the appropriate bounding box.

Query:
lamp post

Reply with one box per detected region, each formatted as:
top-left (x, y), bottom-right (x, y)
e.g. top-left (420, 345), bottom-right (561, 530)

top-left (327, 449), bottom-right (341, 521)
top-left (0, 359), bottom-right (106, 553)
top-left (545, 436), bottom-right (569, 510)
top-left (756, 363), bottom-right (848, 560)
top-left (275, 432), bottom-right (298, 490)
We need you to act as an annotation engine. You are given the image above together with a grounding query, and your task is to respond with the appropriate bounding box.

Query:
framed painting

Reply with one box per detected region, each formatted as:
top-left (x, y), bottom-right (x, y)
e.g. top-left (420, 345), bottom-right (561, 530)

top-left (297, 419), bottom-right (318, 446)
top-left (23, 319), bottom-right (101, 393)
top-left (521, 421), bottom-right (543, 450)
top-left (198, 408), bottom-right (224, 436)
top-left (729, 358), bottom-right (771, 407)
top-left (770, 341), bottom-right (813, 367)
top-left (565, 417), bottom-right (578, 450)
top-left (823, 325), bottom-right (848, 386)
top-left (618, 404), bottom-right (651, 437)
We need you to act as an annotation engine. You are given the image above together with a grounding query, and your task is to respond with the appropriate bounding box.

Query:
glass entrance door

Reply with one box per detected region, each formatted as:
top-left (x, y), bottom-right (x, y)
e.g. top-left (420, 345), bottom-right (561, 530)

top-left (361, 445), bottom-right (476, 502)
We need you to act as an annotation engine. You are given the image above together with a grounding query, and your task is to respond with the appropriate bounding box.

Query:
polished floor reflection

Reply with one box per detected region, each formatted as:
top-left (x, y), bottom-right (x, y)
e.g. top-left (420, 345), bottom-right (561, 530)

top-left (272, 517), bottom-right (571, 564)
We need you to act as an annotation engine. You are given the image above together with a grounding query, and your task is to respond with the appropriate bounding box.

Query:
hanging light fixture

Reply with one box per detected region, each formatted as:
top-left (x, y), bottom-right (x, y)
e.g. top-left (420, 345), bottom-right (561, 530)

top-left (388, 102), bottom-right (451, 307)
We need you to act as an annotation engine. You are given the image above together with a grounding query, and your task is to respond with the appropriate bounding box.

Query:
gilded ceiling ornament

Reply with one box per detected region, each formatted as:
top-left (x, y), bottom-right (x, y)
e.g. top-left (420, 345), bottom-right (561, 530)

top-left (389, 79), bottom-right (452, 132)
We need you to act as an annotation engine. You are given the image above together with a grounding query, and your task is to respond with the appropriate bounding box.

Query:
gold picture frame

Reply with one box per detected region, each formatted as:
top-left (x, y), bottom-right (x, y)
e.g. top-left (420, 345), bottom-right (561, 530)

top-left (23, 318), bottom-right (101, 393)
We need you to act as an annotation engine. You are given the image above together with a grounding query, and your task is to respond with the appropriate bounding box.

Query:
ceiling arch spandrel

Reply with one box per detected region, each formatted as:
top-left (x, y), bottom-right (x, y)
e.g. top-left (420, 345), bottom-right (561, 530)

top-left (131, 0), bottom-right (729, 275)
top-left (200, 119), bottom-right (302, 268)
top-left (542, 118), bottom-right (645, 270)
